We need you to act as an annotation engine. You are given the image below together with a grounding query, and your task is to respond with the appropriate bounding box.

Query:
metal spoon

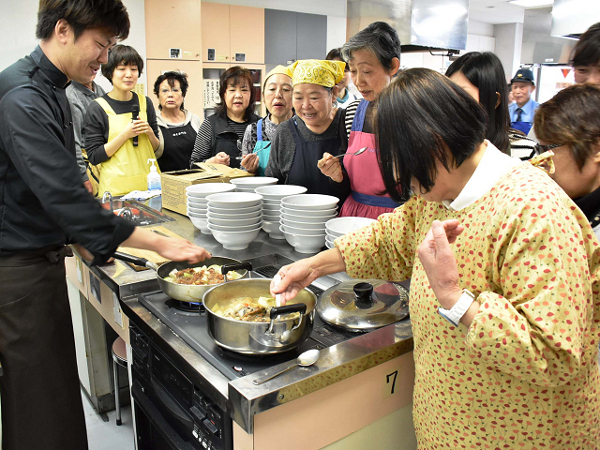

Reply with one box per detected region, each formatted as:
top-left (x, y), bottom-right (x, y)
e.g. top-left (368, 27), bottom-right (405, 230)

top-left (331, 147), bottom-right (368, 159)
top-left (252, 349), bottom-right (321, 385)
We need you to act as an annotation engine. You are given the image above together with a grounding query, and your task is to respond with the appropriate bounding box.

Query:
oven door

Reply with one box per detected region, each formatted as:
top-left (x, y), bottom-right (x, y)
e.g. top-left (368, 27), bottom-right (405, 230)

top-left (131, 379), bottom-right (200, 450)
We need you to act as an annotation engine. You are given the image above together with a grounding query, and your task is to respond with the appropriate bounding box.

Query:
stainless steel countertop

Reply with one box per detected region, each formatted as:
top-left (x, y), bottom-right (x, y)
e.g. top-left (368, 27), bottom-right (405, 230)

top-left (95, 206), bottom-right (414, 434)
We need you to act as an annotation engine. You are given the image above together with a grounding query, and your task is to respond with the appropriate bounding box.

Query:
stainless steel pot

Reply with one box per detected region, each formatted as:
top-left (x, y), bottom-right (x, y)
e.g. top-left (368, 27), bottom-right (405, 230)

top-left (202, 278), bottom-right (316, 355)
top-left (112, 252), bottom-right (251, 302)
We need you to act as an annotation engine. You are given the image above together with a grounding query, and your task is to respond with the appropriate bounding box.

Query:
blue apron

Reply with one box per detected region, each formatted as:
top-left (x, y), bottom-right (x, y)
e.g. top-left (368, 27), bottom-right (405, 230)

top-left (252, 119), bottom-right (272, 177)
top-left (287, 119), bottom-right (340, 196)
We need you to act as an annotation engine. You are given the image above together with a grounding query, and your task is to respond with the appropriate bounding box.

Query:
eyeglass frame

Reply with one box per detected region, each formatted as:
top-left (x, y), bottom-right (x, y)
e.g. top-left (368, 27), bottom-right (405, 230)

top-left (534, 143), bottom-right (563, 155)
top-left (159, 87), bottom-right (182, 95)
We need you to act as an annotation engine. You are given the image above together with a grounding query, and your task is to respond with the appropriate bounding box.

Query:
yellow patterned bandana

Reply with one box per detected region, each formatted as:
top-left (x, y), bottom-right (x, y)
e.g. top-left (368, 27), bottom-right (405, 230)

top-left (290, 59), bottom-right (346, 88)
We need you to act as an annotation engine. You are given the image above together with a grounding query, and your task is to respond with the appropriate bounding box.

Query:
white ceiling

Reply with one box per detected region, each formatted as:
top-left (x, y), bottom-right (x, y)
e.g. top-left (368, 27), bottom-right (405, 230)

top-left (469, 0), bottom-right (527, 24)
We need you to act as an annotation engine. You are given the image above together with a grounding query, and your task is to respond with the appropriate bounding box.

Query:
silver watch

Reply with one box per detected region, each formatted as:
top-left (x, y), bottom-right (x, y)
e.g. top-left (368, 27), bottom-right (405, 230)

top-left (438, 289), bottom-right (476, 326)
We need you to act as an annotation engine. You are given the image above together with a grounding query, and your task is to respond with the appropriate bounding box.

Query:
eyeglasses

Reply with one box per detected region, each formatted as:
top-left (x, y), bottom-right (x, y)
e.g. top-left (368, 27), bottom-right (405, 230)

top-left (534, 143), bottom-right (563, 154)
top-left (160, 88), bottom-right (181, 94)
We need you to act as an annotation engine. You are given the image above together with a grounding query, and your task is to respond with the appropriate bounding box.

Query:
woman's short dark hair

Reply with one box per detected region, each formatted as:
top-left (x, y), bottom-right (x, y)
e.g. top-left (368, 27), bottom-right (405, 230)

top-left (326, 48), bottom-right (349, 71)
top-left (570, 22), bottom-right (600, 67)
top-left (101, 45), bottom-right (144, 83)
top-left (342, 21), bottom-right (401, 72)
top-left (153, 71), bottom-right (189, 110)
top-left (446, 52), bottom-right (510, 154)
top-left (36, 0), bottom-right (129, 42)
top-left (534, 83), bottom-right (600, 170)
top-left (375, 68), bottom-right (487, 202)
top-left (216, 66), bottom-right (257, 120)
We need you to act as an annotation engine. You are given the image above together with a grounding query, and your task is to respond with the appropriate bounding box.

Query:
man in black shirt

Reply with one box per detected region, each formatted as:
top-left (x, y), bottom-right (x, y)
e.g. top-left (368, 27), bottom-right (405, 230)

top-left (0, 2), bottom-right (209, 449)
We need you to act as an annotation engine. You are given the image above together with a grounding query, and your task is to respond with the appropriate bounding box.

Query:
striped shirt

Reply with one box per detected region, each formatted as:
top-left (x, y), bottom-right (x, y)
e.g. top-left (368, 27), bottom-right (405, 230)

top-left (190, 115), bottom-right (252, 166)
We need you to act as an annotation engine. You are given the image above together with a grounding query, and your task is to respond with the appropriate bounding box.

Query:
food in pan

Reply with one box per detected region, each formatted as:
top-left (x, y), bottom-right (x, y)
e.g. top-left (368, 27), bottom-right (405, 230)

top-left (164, 265), bottom-right (242, 285)
top-left (211, 296), bottom-right (299, 322)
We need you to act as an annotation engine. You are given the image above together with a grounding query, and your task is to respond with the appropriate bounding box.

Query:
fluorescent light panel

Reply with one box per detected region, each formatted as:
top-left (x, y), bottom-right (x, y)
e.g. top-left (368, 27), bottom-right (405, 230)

top-left (509, 0), bottom-right (554, 8)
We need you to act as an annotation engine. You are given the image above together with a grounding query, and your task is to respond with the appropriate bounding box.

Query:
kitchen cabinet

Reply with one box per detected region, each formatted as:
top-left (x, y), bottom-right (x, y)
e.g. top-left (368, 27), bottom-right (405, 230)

top-left (146, 59), bottom-right (205, 120)
top-left (265, 9), bottom-right (327, 65)
top-left (201, 3), bottom-right (265, 64)
top-left (145, 0), bottom-right (202, 60)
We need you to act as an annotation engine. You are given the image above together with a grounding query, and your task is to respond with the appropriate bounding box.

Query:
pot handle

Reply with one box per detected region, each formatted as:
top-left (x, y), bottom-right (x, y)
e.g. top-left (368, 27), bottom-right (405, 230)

top-left (113, 251), bottom-right (159, 271)
top-left (267, 303), bottom-right (307, 334)
top-left (221, 262), bottom-right (253, 281)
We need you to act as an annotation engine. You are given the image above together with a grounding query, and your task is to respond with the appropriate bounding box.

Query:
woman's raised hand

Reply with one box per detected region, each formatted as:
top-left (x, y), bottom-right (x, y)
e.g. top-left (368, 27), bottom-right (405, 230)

top-left (241, 153), bottom-right (259, 173)
top-left (317, 153), bottom-right (343, 183)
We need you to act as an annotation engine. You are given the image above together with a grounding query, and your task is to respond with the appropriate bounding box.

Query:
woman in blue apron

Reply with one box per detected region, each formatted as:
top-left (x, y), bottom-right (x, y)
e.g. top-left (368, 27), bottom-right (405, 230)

top-left (265, 59), bottom-right (349, 199)
top-left (240, 65), bottom-right (294, 175)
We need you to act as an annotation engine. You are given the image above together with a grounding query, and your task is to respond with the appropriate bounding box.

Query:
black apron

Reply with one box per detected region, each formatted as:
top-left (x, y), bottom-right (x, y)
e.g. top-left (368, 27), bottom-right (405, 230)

top-left (0, 248), bottom-right (88, 450)
top-left (287, 119), bottom-right (341, 196)
top-left (158, 122), bottom-right (196, 172)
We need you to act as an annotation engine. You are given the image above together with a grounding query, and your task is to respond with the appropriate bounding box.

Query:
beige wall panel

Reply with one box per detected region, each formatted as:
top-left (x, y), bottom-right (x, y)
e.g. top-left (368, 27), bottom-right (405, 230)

top-left (145, 0), bottom-right (201, 60)
top-left (229, 6), bottom-right (265, 64)
top-left (202, 2), bottom-right (232, 63)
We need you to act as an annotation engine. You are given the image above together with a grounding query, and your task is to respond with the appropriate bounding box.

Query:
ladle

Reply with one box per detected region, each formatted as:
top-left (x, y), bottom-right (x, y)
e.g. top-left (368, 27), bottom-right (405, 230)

top-left (332, 147), bottom-right (368, 159)
top-left (252, 349), bottom-right (320, 385)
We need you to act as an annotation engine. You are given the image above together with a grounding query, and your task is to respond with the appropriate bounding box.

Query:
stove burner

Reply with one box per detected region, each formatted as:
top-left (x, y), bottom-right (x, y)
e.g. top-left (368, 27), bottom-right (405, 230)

top-left (167, 298), bottom-right (205, 313)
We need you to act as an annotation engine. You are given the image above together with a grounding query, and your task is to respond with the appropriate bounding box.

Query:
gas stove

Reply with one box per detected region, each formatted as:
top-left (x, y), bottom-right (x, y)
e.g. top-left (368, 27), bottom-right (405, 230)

top-left (137, 263), bottom-right (362, 380)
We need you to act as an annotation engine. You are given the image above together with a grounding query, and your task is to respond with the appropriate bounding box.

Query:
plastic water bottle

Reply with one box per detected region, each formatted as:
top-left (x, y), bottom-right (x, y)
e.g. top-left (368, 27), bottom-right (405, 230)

top-left (147, 158), bottom-right (161, 191)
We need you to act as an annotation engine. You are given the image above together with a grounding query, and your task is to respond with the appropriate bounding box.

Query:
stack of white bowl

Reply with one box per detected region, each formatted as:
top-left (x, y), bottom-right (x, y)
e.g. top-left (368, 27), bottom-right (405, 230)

top-left (254, 185), bottom-right (308, 240)
top-left (186, 183), bottom-right (236, 234)
top-left (279, 194), bottom-right (339, 253)
top-left (231, 177), bottom-right (278, 193)
top-left (324, 217), bottom-right (377, 249)
top-left (206, 192), bottom-right (263, 250)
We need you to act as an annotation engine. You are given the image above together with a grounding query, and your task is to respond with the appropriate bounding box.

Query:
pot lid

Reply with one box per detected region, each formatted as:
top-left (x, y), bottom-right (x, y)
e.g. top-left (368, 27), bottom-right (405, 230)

top-left (317, 279), bottom-right (409, 331)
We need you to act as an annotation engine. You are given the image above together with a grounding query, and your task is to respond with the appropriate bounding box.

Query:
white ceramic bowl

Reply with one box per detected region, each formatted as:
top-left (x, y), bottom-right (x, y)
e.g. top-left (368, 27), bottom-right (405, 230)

top-left (254, 185), bottom-right (308, 199)
top-left (263, 213), bottom-right (281, 223)
top-left (279, 226), bottom-right (326, 254)
top-left (187, 196), bottom-right (208, 204)
top-left (262, 220), bottom-right (286, 239)
top-left (187, 205), bottom-right (207, 215)
top-left (280, 194), bottom-right (339, 211)
top-left (208, 215), bottom-right (261, 227)
top-left (280, 206), bottom-right (338, 217)
top-left (186, 183), bottom-right (235, 198)
top-left (231, 177), bottom-right (278, 188)
top-left (206, 192), bottom-right (263, 209)
top-left (207, 221), bottom-right (262, 232)
top-left (325, 217), bottom-right (376, 236)
top-left (207, 210), bottom-right (262, 220)
top-left (235, 187), bottom-right (259, 194)
top-left (187, 209), bottom-right (208, 218)
top-left (280, 210), bottom-right (337, 223)
top-left (207, 225), bottom-right (261, 251)
top-left (281, 217), bottom-right (327, 232)
top-left (187, 201), bottom-right (208, 210)
top-left (262, 198), bottom-right (281, 205)
top-left (325, 240), bottom-right (335, 249)
top-left (262, 204), bottom-right (282, 213)
top-left (325, 235), bottom-right (336, 246)
top-left (189, 216), bottom-right (211, 234)
top-left (326, 230), bottom-right (344, 240)
top-left (208, 204), bottom-right (262, 215)
top-left (281, 222), bottom-right (326, 235)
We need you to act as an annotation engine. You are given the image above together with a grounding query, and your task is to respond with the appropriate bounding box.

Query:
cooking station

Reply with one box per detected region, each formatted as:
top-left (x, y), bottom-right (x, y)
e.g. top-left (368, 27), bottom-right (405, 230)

top-left (84, 209), bottom-right (416, 450)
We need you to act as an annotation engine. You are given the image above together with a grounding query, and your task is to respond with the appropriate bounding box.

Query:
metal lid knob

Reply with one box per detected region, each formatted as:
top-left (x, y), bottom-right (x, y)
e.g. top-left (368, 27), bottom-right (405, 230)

top-left (353, 282), bottom-right (374, 309)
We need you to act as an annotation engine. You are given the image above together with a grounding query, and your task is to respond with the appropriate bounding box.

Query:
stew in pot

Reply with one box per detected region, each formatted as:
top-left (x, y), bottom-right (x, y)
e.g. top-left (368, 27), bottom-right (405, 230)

top-left (211, 296), bottom-right (300, 322)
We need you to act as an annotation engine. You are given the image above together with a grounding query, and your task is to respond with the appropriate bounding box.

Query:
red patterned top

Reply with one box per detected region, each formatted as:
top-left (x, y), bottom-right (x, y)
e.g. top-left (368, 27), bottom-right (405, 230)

top-left (337, 162), bottom-right (600, 449)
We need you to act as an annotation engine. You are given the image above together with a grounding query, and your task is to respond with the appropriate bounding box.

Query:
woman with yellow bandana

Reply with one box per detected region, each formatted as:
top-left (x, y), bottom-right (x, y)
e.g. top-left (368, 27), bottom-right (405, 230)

top-left (265, 59), bottom-right (349, 199)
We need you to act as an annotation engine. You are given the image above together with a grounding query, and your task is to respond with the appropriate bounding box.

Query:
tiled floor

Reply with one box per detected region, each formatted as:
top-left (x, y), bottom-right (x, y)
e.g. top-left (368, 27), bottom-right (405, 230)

top-left (82, 390), bottom-right (135, 450)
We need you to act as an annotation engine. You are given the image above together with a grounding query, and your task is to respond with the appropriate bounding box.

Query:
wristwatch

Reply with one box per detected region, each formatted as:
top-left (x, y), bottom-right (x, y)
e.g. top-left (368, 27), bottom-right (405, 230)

top-left (438, 289), bottom-right (476, 326)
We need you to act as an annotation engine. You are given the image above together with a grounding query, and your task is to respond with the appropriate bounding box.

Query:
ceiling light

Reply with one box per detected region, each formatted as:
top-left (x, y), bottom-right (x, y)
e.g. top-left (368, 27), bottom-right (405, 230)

top-left (509, 0), bottom-right (554, 8)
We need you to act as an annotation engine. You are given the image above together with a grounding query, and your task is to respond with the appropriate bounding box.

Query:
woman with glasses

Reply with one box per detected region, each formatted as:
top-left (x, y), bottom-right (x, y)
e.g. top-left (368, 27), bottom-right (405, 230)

top-left (272, 68), bottom-right (600, 448)
top-left (534, 83), bottom-right (600, 240)
top-left (153, 71), bottom-right (201, 172)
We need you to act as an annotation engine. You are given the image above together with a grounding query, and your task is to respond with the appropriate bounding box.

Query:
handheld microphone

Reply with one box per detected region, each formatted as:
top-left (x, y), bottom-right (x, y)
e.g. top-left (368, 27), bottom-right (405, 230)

top-left (131, 105), bottom-right (140, 147)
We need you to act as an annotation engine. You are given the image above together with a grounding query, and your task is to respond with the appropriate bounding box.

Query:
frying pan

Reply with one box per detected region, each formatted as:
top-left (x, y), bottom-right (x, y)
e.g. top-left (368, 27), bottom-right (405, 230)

top-left (112, 252), bottom-right (251, 303)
